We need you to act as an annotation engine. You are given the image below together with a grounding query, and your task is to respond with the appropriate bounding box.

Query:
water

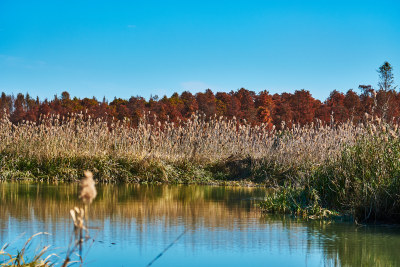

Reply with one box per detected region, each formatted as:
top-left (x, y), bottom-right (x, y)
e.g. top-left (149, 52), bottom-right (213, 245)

top-left (1, 183), bottom-right (400, 266)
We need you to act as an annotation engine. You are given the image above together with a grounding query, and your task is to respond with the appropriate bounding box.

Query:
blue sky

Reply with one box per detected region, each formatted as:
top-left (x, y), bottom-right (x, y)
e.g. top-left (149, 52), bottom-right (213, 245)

top-left (0, 0), bottom-right (399, 101)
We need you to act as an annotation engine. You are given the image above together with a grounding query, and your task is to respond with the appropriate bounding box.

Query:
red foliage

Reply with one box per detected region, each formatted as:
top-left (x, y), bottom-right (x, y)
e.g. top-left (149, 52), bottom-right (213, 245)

top-left (2, 86), bottom-right (396, 127)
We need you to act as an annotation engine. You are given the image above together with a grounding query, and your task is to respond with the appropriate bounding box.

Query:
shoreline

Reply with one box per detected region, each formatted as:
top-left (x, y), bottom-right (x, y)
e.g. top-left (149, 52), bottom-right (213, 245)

top-left (2, 164), bottom-right (398, 225)
top-left (1, 114), bottom-right (400, 224)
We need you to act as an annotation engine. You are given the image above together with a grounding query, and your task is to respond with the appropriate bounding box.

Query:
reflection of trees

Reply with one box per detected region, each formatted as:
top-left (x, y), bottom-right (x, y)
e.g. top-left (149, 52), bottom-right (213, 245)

top-left (0, 183), bottom-right (266, 241)
top-left (259, 216), bottom-right (400, 267)
top-left (0, 183), bottom-right (265, 224)
top-left (1, 183), bottom-right (400, 266)
top-left (312, 223), bottom-right (400, 267)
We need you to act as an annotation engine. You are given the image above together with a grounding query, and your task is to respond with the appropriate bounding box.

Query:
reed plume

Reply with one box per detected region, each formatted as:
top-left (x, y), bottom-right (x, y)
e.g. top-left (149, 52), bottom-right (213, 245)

top-left (63, 171), bottom-right (98, 266)
top-left (79, 171), bottom-right (97, 205)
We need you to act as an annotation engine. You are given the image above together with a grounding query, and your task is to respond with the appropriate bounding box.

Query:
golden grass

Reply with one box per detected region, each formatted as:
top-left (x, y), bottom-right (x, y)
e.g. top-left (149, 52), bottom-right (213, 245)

top-left (0, 112), bottom-right (382, 182)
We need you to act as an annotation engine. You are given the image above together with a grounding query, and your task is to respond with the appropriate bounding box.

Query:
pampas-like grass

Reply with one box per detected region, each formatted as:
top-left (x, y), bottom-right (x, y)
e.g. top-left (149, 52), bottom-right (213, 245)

top-left (0, 112), bottom-right (397, 184)
top-left (64, 171), bottom-right (98, 267)
top-left (79, 171), bottom-right (97, 205)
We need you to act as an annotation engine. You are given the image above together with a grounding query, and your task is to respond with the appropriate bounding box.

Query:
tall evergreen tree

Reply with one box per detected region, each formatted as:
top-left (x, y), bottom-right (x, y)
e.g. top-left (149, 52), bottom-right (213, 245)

top-left (378, 62), bottom-right (396, 91)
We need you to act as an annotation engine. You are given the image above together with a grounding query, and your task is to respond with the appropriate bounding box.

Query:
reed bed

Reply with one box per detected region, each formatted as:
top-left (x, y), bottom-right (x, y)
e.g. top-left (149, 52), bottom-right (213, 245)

top-left (1, 111), bottom-right (400, 221)
top-left (0, 112), bottom-right (365, 182)
top-left (259, 115), bottom-right (400, 222)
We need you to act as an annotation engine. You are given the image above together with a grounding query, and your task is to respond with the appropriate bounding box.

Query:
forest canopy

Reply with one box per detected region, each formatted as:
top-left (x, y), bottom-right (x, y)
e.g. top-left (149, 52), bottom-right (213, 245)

top-left (1, 62), bottom-right (397, 128)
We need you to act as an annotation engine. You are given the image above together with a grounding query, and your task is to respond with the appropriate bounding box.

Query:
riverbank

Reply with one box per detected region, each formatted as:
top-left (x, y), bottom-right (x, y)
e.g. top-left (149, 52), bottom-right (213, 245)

top-left (0, 153), bottom-right (261, 187)
top-left (1, 114), bottom-right (400, 222)
top-left (259, 125), bottom-right (400, 223)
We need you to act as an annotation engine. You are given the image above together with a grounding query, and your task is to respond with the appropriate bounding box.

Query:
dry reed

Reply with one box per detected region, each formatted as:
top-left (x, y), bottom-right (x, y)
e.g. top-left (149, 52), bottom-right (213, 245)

top-left (63, 170), bottom-right (98, 266)
top-left (0, 112), bottom-right (375, 183)
top-left (0, 232), bottom-right (55, 266)
top-left (79, 171), bottom-right (97, 205)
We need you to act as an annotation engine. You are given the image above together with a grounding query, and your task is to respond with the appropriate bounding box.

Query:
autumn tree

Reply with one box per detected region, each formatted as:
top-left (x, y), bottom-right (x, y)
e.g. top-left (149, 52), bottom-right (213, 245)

top-left (344, 90), bottom-right (361, 122)
top-left (180, 91), bottom-right (198, 118)
top-left (234, 88), bottom-right (257, 123)
top-left (272, 93), bottom-right (293, 128)
top-left (255, 90), bottom-right (274, 126)
top-left (227, 92), bottom-right (241, 119)
top-left (39, 100), bottom-right (51, 117)
top-left (359, 85), bottom-right (375, 115)
top-left (24, 93), bottom-right (39, 122)
top-left (196, 89), bottom-right (216, 118)
top-left (289, 90), bottom-right (317, 125)
top-left (215, 92), bottom-right (231, 117)
top-left (49, 94), bottom-right (64, 116)
top-left (0, 92), bottom-right (12, 116)
top-left (326, 90), bottom-right (347, 123)
top-left (110, 98), bottom-right (129, 120)
top-left (314, 102), bottom-right (330, 124)
top-left (161, 93), bottom-right (183, 122)
top-left (11, 93), bottom-right (26, 123)
top-left (127, 96), bottom-right (146, 125)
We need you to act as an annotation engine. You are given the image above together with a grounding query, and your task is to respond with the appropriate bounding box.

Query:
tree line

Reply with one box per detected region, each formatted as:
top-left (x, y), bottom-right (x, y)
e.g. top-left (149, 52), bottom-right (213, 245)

top-left (1, 62), bottom-right (396, 128)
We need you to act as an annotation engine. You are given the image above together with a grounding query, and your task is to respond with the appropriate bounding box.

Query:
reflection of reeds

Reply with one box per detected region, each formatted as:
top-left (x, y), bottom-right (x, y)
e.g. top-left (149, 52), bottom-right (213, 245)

top-left (0, 183), bottom-right (262, 235)
top-left (1, 184), bottom-right (261, 265)
top-left (0, 172), bottom-right (98, 266)
top-left (2, 183), bottom-right (400, 266)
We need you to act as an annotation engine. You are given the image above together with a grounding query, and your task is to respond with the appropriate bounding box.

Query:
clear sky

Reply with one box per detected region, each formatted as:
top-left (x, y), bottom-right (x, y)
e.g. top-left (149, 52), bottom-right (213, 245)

top-left (0, 0), bottom-right (399, 101)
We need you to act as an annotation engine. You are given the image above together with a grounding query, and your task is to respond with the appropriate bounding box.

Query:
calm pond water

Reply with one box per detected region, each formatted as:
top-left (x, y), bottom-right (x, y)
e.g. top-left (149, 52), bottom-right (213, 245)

top-left (1, 183), bottom-right (400, 266)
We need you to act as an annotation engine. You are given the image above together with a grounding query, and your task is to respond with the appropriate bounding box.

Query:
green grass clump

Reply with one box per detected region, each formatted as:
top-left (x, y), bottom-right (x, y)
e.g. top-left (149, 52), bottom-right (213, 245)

top-left (311, 129), bottom-right (400, 222)
top-left (260, 122), bottom-right (400, 222)
top-left (259, 187), bottom-right (339, 219)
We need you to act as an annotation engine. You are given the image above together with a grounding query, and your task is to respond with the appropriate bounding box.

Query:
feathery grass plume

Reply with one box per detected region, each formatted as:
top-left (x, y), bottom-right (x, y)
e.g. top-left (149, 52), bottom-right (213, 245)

top-left (78, 170), bottom-right (97, 240)
top-left (79, 171), bottom-right (97, 205)
top-left (63, 172), bottom-right (97, 267)
top-left (69, 206), bottom-right (86, 230)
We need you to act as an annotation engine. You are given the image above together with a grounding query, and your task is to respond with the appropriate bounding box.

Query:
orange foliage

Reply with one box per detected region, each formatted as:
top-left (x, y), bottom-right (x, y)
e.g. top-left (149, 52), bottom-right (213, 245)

top-left (3, 86), bottom-right (399, 127)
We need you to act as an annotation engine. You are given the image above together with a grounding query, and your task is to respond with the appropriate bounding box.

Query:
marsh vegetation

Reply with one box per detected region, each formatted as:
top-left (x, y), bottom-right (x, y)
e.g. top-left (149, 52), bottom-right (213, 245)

top-left (0, 62), bottom-right (399, 222)
top-left (1, 104), bottom-right (400, 222)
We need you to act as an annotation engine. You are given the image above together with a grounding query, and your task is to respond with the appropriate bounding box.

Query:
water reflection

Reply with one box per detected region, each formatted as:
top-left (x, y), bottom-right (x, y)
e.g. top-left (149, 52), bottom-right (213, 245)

top-left (1, 182), bottom-right (400, 266)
